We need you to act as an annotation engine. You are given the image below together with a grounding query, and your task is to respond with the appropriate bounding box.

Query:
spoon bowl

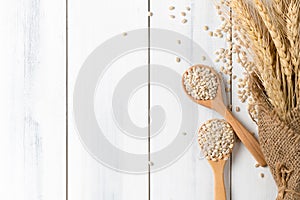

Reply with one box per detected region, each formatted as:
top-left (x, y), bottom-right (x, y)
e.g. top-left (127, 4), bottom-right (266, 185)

top-left (198, 119), bottom-right (235, 200)
top-left (182, 65), bottom-right (226, 114)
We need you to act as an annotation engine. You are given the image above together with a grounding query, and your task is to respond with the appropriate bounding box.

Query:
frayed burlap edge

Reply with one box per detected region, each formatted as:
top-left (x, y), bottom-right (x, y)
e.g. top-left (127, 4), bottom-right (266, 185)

top-left (249, 74), bottom-right (300, 200)
top-left (258, 105), bottom-right (300, 200)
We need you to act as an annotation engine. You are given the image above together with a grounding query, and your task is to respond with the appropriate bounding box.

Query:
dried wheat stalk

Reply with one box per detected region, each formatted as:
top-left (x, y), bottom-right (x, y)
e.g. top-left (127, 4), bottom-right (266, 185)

top-left (215, 0), bottom-right (300, 121)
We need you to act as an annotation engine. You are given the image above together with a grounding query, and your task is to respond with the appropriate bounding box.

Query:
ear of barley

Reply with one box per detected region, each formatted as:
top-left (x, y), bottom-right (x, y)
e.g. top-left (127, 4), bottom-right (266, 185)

top-left (254, 0), bottom-right (291, 76)
top-left (230, 0), bottom-right (286, 117)
top-left (215, 0), bottom-right (300, 120)
top-left (298, 70), bottom-right (300, 105)
top-left (270, 0), bottom-right (287, 32)
top-left (254, 0), bottom-right (293, 115)
top-left (272, 0), bottom-right (285, 16)
top-left (286, 2), bottom-right (300, 107)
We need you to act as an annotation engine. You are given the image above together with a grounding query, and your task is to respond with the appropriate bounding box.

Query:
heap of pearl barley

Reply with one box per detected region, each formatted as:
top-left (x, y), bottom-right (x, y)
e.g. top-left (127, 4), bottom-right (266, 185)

top-left (198, 119), bottom-right (235, 161)
top-left (183, 66), bottom-right (218, 100)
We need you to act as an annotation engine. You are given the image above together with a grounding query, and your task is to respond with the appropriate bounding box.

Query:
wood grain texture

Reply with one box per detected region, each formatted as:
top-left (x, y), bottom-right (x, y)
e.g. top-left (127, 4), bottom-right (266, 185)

top-left (0, 0), bottom-right (66, 199)
top-left (209, 160), bottom-right (227, 200)
top-left (231, 28), bottom-right (277, 199)
top-left (0, 0), bottom-right (278, 199)
top-left (68, 0), bottom-right (149, 199)
top-left (224, 110), bottom-right (266, 167)
top-left (149, 0), bottom-right (231, 199)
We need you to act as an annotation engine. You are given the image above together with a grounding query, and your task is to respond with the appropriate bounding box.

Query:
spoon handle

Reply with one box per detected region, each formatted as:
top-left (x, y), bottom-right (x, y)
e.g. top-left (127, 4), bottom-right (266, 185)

top-left (209, 160), bottom-right (226, 200)
top-left (225, 110), bottom-right (267, 167)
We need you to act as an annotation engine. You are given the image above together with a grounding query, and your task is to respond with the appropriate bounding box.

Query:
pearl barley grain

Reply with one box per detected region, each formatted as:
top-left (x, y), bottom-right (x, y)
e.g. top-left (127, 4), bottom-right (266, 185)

top-left (183, 66), bottom-right (218, 100)
top-left (169, 6), bottom-right (175, 10)
top-left (198, 119), bottom-right (235, 161)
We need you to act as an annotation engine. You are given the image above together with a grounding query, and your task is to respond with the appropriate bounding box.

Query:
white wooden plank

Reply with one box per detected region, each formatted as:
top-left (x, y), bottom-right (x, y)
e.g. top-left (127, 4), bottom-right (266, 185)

top-left (0, 0), bottom-right (66, 199)
top-left (0, 0), bottom-right (279, 199)
top-left (149, 0), bottom-right (230, 199)
top-left (68, 0), bottom-right (149, 199)
top-left (231, 53), bottom-right (277, 199)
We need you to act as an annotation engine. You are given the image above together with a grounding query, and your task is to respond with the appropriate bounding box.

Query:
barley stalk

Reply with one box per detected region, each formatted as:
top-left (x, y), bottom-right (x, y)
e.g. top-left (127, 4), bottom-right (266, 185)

top-left (230, 0), bottom-right (286, 116)
top-left (215, 0), bottom-right (300, 120)
top-left (273, 0), bottom-right (284, 16)
top-left (298, 70), bottom-right (300, 105)
top-left (254, 0), bottom-right (291, 76)
top-left (286, 2), bottom-right (300, 106)
top-left (254, 0), bottom-right (293, 114)
top-left (271, 0), bottom-right (287, 28)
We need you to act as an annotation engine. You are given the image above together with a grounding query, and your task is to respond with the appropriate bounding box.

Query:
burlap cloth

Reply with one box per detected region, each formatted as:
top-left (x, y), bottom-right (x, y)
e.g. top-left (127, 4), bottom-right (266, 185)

top-left (250, 74), bottom-right (300, 199)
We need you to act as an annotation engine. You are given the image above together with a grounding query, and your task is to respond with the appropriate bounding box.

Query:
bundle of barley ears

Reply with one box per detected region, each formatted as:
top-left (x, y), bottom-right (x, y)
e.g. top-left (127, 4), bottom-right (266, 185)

top-left (213, 1), bottom-right (300, 199)
top-left (217, 0), bottom-right (300, 121)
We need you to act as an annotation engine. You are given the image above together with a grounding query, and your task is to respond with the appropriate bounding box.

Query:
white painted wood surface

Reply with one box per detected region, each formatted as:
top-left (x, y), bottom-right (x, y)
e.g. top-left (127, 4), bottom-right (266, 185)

top-left (68, 0), bottom-right (149, 199)
top-left (1, 0), bottom-right (277, 199)
top-left (230, 11), bottom-right (277, 199)
top-left (150, 0), bottom-right (230, 199)
top-left (0, 0), bottom-right (66, 199)
top-left (231, 50), bottom-right (277, 199)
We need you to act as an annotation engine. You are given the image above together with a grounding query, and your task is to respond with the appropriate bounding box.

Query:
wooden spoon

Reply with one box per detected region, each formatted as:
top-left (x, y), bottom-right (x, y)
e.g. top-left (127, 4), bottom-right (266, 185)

top-left (209, 160), bottom-right (227, 200)
top-left (183, 64), bottom-right (267, 167)
top-left (198, 119), bottom-right (235, 200)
